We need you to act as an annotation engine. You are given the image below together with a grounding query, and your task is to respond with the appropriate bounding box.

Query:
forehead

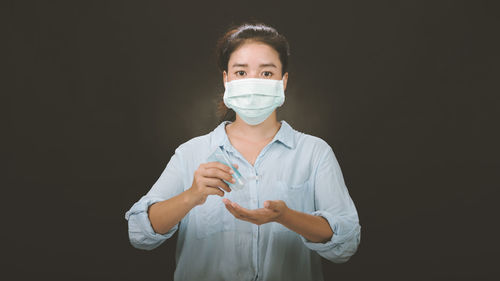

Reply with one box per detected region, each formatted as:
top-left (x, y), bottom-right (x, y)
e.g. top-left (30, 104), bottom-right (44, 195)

top-left (228, 41), bottom-right (281, 68)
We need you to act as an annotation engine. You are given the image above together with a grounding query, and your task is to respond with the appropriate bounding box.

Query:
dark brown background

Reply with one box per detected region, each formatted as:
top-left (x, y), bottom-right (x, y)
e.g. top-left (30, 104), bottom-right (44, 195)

top-left (5, 0), bottom-right (499, 280)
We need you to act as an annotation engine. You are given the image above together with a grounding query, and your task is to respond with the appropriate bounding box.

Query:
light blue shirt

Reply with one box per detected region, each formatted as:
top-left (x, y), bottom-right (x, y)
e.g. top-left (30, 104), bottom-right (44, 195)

top-left (125, 120), bottom-right (361, 281)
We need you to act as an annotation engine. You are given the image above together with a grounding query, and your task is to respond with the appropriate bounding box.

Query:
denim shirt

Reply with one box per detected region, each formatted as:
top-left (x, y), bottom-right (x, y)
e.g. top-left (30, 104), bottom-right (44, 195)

top-left (125, 120), bottom-right (361, 281)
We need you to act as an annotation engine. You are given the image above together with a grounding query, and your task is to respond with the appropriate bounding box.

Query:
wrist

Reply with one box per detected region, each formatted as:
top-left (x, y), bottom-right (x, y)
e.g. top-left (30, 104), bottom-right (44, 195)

top-left (183, 188), bottom-right (201, 207)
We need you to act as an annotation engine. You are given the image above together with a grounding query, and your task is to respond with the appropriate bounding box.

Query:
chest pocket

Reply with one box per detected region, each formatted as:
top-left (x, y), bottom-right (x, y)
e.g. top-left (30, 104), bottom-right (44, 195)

top-left (272, 178), bottom-right (315, 233)
top-left (278, 178), bottom-right (314, 211)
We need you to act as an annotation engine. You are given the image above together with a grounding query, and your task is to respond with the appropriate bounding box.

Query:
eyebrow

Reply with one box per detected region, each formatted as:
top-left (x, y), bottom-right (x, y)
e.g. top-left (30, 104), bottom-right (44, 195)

top-left (232, 63), bottom-right (278, 68)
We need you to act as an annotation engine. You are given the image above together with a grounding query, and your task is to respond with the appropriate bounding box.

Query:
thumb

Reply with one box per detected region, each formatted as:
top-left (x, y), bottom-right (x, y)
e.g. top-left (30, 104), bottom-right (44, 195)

top-left (264, 200), bottom-right (277, 210)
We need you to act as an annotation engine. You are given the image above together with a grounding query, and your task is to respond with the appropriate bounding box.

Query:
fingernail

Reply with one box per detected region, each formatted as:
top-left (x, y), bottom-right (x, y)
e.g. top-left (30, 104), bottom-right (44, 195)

top-left (229, 170), bottom-right (234, 174)
top-left (232, 178), bottom-right (236, 183)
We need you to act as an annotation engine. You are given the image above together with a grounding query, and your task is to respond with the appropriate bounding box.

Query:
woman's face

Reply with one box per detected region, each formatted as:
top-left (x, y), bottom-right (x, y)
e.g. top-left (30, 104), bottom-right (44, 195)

top-left (223, 41), bottom-right (288, 90)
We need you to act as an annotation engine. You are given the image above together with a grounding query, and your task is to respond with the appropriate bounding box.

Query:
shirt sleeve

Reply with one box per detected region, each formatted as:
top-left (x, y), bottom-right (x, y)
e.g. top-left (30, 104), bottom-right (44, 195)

top-left (124, 146), bottom-right (187, 250)
top-left (300, 145), bottom-right (361, 263)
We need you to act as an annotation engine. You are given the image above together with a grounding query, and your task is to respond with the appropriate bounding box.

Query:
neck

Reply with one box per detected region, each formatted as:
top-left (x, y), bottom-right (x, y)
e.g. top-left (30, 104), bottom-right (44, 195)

top-left (228, 112), bottom-right (281, 142)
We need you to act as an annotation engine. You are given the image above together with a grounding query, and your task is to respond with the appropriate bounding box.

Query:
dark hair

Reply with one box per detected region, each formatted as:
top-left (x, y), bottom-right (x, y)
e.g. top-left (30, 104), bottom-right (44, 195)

top-left (214, 22), bottom-right (291, 122)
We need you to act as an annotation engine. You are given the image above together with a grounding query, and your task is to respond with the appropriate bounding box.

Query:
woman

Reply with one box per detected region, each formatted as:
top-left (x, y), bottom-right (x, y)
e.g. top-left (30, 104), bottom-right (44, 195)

top-left (125, 23), bottom-right (361, 281)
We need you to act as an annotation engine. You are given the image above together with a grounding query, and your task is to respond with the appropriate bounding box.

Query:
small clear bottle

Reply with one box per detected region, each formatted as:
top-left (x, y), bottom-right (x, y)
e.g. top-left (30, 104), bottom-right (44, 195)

top-left (207, 146), bottom-right (246, 190)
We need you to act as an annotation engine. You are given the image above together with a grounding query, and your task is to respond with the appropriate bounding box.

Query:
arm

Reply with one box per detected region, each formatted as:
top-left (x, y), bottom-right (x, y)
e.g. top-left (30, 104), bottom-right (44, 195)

top-left (303, 145), bottom-right (361, 263)
top-left (276, 206), bottom-right (333, 243)
top-left (147, 189), bottom-right (198, 235)
top-left (148, 162), bottom-right (236, 234)
top-left (125, 147), bottom-right (236, 250)
top-left (124, 149), bottom-right (187, 250)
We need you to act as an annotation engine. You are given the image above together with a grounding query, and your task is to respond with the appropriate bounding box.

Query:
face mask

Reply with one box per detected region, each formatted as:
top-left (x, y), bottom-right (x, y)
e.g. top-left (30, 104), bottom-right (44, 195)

top-left (223, 78), bottom-right (285, 125)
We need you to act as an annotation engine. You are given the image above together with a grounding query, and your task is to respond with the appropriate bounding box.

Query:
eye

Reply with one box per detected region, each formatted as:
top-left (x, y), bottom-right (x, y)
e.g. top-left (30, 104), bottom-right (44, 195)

top-left (262, 71), bottom-right (273, 78)
top-left (235, 70), bottom-right (246, 76)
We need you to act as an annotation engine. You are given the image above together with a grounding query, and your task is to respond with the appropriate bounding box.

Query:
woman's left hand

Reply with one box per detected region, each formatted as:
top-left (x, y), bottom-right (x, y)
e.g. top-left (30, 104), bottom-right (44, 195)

top-left (222, 198), bottom-right (288, 225)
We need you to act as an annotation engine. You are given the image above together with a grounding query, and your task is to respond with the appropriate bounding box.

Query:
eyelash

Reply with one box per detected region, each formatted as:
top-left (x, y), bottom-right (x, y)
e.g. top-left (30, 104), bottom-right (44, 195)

top-left (234, 71), bottom-right (273, 77)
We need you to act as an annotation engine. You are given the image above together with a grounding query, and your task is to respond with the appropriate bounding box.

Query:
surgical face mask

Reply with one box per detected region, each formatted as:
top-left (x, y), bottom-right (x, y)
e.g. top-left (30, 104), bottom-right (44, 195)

top-left (223, 78), bottom-right (285, 125)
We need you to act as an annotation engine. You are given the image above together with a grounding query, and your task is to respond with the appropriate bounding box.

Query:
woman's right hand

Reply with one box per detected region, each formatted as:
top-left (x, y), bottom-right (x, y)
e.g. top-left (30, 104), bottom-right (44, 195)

top-left (187, 162), bottom-right (238, 206)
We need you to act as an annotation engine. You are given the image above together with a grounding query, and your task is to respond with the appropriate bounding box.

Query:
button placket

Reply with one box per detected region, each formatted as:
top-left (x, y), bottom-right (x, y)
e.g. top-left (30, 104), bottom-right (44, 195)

top-left (248, 166), bottom-right (259, 275)
top-left (249, 167), bottom-right (260, 208)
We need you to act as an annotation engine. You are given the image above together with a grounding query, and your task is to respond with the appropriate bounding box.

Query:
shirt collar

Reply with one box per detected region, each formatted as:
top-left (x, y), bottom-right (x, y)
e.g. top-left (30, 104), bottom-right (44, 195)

top-left (212, 120), bottom-right (296, 152)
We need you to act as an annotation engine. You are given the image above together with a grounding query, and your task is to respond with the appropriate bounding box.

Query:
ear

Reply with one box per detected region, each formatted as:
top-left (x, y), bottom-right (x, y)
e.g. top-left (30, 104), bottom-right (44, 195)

top-left (282, 72), bottom-right (289, 91)
top-left (222, 71), bottom-right (227, 89)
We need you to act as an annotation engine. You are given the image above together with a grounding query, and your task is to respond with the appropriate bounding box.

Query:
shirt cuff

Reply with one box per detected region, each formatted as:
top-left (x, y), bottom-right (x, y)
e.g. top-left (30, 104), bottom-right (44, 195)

top-left (299, 210), bottom-right (359, 252)
top-left (125, 196), bottom-right (178, 241)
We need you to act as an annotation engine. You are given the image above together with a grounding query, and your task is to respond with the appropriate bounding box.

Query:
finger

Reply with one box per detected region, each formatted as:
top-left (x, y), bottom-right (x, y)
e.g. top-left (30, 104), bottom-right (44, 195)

top-left (230, 202), bottom-right (255, 219)
top-left (204, 178), bottom-right (231, 193)
top-left (205, 161), bottom-right (233, 174)
top-left (203, 167), bottom-right (235, 184)
top-left (223, 202), bottom-right (267, 224)
top-left (264, 200), bottom-right (277, 210)
top-left (232, 163), bottom-right (239, 169)
top-left (204, 186), bottom-right (224, 197)
top-left (224, 201), bottom-right (248, 218)
top-left (224, 201), bottom-right (245, 219)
